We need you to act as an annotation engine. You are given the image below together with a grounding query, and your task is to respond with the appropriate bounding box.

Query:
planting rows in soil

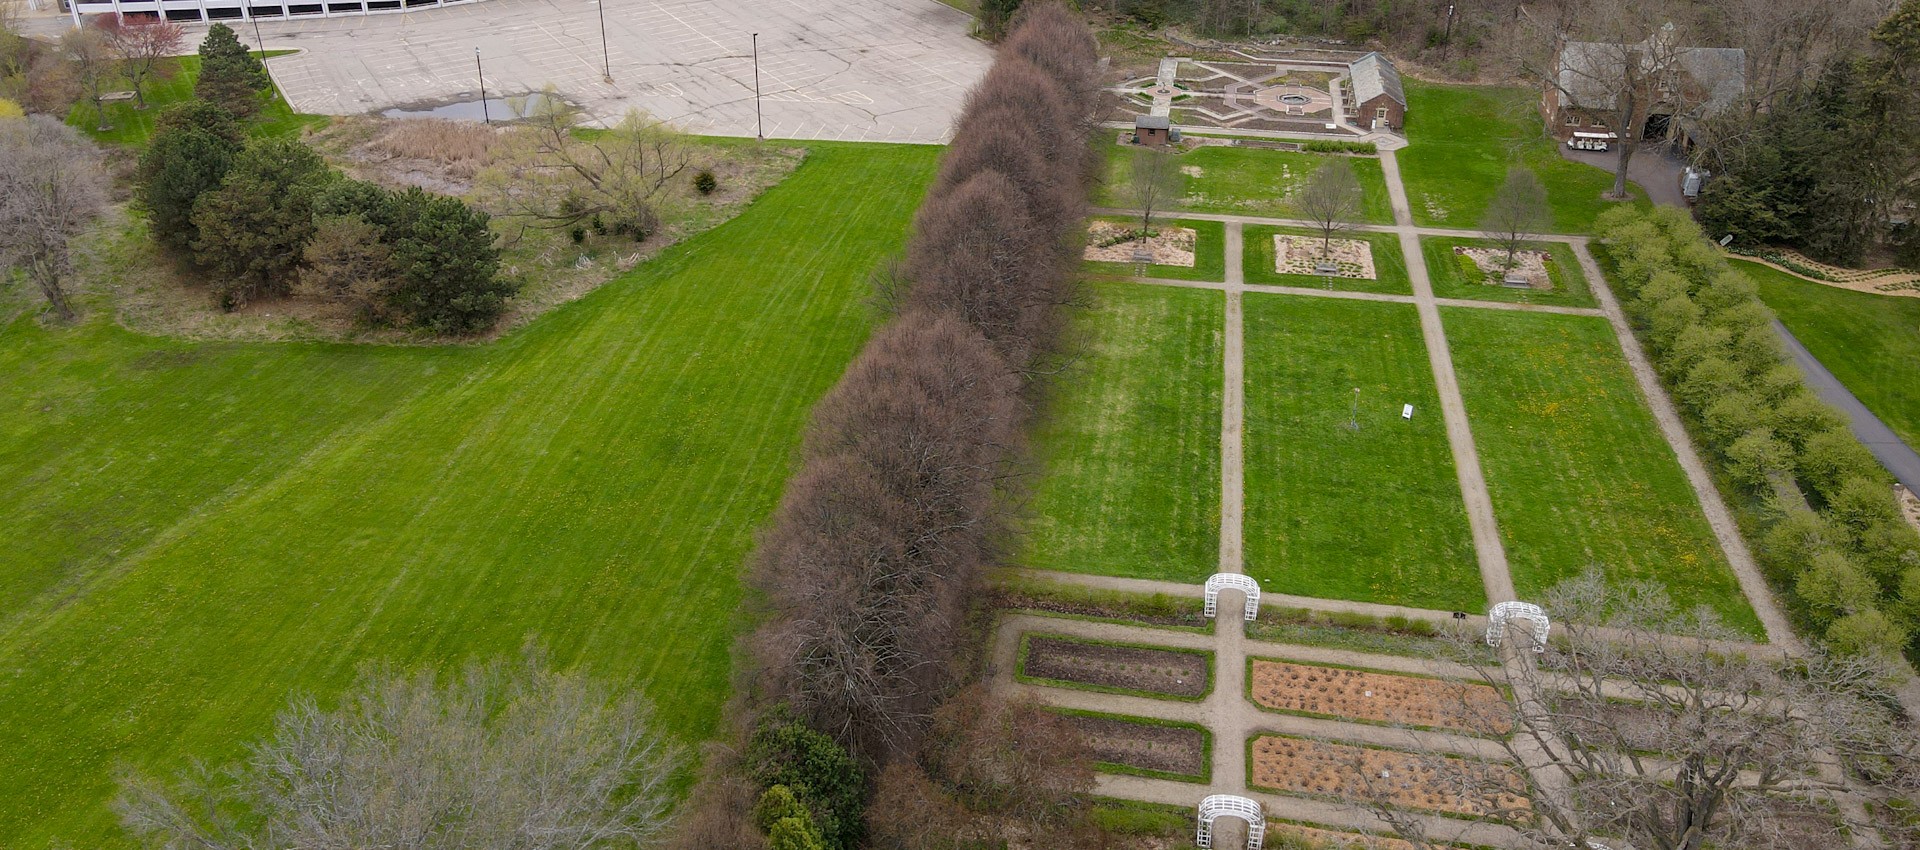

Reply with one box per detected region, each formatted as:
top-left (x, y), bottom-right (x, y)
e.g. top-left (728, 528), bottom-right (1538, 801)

top-left (1268, 822), bottom-right (1444, 850)
top-left (1021, 634), bottom-right (1211, 699)
top-left (1062, 712), bottom-right (1209, 781)
top-left (1249, 735), bottom-right (1528, 818)
top-left (1249, 659), bottom-right (1509, 733)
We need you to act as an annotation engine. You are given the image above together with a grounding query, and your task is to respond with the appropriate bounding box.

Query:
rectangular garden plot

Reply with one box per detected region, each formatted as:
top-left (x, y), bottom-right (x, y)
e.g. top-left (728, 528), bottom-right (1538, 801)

top-left (1443, 309), bottom-right (1761, 635)
top-left (1250, 735), bottom-right (1527, 818)
top-left (1421, 236), bottom-right (1594, 309)
top-left (1019, 634), bottom-right (1211, 700)
top-left (1083, 216), bottom-right (1226, 282)
top-left (1060, 711), bottom-right (1210, 782)
top-left (1021, 282), bottom-right (1222, 582)
top-left (1096, 145), bottom-right (1396, 225)
top-left (1241, 295), bottom-right (1482, 611)
top-left (1249, 659), bottom-right (1509, 734)
top-left (1243, 225), bottom-right (1412, 296)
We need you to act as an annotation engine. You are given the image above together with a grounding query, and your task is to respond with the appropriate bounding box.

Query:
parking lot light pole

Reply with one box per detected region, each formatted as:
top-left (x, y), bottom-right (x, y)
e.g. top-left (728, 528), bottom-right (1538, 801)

top-left (476, 48), bottom-right (490, 124)
top-left (752, 32), bottom-right (763, 141)
top-left (597, 0), bottom-right (611, 82)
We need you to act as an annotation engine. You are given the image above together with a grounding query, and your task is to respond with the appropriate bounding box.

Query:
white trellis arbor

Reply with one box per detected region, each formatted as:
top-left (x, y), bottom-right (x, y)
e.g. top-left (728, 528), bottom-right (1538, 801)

top-left (1485, 601), bottom-right (1551, 652)
top-left (1203, 573), bottom-right (1261, 621)
top-left (1195, 794), bottom-right (1265, 849)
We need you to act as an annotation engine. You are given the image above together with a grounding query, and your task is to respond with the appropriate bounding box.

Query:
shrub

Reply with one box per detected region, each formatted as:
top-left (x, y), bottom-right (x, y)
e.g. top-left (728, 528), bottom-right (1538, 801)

top-left (746, 711), bottom-right (867, 850)
top-left (382, 186), bottom-right (511, 334)
top-left (693, 169), bottom-right (717, 195)
top-left (1302, 139), bottom-right (1377, 154)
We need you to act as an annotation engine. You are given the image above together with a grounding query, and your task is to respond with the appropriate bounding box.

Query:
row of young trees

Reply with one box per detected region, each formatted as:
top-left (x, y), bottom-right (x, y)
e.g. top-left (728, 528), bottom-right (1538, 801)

top-left (1696, 0), bottom-right (1920, 267)
top-left (136, 99), bottom-right (511, 333)
top-left (1595, 205), bottom-right (1920, 661)
top-left (675, 6), bottom-right (1106, 850)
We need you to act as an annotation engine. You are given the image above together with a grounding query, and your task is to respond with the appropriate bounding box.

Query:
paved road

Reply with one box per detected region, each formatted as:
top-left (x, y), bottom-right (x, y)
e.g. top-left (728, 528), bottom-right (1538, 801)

top-left (1776, 320), bottom-right (1920, 492)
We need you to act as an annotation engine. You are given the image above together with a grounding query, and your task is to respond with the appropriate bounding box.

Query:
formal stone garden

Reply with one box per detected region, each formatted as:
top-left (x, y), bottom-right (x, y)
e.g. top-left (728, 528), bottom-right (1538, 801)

top-left (1274, 234), bottom-right (1377, 279)
top-left (1084, 220), bottom-right (1198, 267)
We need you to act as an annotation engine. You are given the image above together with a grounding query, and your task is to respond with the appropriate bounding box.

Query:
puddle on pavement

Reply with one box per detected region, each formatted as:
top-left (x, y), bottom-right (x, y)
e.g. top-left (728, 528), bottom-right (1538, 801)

top-left (381, 91), bottom-right (562, 122)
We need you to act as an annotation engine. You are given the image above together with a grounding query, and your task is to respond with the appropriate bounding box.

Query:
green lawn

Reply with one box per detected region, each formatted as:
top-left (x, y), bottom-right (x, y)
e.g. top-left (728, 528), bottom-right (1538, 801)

top-left (1743, 260), bottom-right (1920, 448)
top-left (1021, 282), bottom-right (1223, 582)
top-left (1244, 225), bottom-right (1412, 296)
top-left (1084, 216), bottom-right (1227, 282)
top-left (0, 143), bottom-right (936, 845)
top-left (1421, 236), bottom-right (1596, 309)
top-left (1443, 309), bottom-right (1761, 634)
top-left (67, 52), bottom-right (319, 146)
top-left (1098, 144), bottom-right (1396, 225)
top-left (1397, 81), bottom-right (1641, 233)
top-left (1242, 295), bottom-right (1482, 611)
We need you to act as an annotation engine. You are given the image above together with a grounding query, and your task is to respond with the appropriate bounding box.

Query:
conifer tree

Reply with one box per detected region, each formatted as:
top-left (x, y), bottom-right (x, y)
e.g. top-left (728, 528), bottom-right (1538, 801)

top-left (135, 101), bottom-right (243, 251)
top-left (193, 24), bottom-right (269, 119)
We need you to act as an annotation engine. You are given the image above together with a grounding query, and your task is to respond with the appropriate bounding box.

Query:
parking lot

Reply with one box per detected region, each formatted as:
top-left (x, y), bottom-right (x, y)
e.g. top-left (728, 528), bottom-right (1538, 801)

top-left (249, 0), bottom-right (993, 142)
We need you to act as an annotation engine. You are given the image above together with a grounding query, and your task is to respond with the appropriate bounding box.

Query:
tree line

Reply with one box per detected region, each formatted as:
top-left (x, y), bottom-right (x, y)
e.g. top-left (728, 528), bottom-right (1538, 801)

top-left (670, 6), bottom-right (1110, 849)
top-left (133, 26), bottom-right (511, 334)
top-left (1595, 205), bottom-right (1920, 662)
top-left (1696, 0), bottom-right (1920, 267)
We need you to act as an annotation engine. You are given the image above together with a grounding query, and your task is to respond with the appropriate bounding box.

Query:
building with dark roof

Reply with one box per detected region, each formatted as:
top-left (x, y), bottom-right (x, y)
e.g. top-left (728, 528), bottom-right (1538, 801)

top-left (1134, 114), bottom-right (1172, 147)
top-left (1545, 24), bottom-right (1745, 147)
top-left (1347, 52), bottom-right (1406, 132)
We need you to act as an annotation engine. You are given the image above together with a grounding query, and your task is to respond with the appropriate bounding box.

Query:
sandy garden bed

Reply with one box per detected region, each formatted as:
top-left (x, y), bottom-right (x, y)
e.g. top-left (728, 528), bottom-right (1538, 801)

top-left (1250, 735), bottom-right (1528, 817)
top-left (1063, 714), bottom-right (1207, 779)
top-left (1456, 246), bottom-right (1553, 289)
top-left (1250, 660), bottom-right (1508, 733)
top-left (1022, 635), bottom-right (1209, 698)
top-left (1274, 235), bottom-right (1376, 279)
top-left (1084, 220), bottom-right (1197, 267)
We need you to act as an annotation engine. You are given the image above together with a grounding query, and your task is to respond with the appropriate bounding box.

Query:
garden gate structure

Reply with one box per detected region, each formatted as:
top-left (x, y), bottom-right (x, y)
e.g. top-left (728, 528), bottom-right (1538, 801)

top-left (1203, 573), bottom-right (1261, 621)
top-left (1196, 794), bottom-right (1266, 850)
top-left (1485, 601), bottom-right (1551, 652)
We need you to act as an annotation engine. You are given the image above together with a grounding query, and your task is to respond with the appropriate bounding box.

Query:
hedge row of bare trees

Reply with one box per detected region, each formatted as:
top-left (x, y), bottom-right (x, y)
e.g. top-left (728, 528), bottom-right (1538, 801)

top-left (686, 5), bottom-right (1104, 848)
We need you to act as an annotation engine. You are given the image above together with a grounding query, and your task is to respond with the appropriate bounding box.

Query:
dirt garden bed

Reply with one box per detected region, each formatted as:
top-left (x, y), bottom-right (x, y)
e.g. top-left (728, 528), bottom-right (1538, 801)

top-left (1275, 234), bottom-right (1377, 279)
top-left (1250, 735), bottom-right (1528, 818)
top-left (1085, 220), bottom-right (1198, 267)
top-left (1456, 246), bottom-right (1553, 289)
top-left (1267, 822), bottom-right (1443, 850)
top-left (1249, 660), bottom-right (1508, 733)
top-left (1021, 634), bottom-right (1210, 699)
top-left (1062, 712), bottom-right (1209, 781)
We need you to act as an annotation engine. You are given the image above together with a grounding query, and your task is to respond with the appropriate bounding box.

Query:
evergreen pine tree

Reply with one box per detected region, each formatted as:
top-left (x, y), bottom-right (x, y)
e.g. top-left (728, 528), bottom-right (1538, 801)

top-left (194, 24), bottom-right (270, 119)
top-left (135, 101), bottom-right (244, 251)
top-left (190, 137), bottom-right (331, 306)
top-left (383, 187), bottom-right (511, 334)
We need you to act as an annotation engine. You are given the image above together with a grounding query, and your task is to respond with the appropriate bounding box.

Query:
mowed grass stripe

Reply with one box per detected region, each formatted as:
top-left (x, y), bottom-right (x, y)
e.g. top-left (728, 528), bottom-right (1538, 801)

top-left (0, 142), bottom-right (939, 845)
top-left (1241, 294), bottom-right (1481, 611)
top-left (1021, 282), bottom-right (1223, 582)
top-left (1442, 308), bottom-right (1761, 634)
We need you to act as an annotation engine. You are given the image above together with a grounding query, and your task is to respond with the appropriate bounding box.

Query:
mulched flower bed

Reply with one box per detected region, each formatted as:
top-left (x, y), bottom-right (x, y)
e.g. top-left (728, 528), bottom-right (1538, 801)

top-left (1250, 735), bottom-right (1528, 818)
top-left (1249, 660), bottom-right (1509, 733)
top-left (1063, 714), bottom-right (1207, 779)
top-left (1022, 635), bottom-right (1209, 698)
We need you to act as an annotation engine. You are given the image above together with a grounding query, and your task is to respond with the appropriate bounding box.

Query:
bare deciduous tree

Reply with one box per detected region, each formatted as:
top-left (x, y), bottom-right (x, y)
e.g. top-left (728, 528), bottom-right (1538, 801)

top-left (1481, 167), bottom-right (1552, 269)
top-left (1130, 145), bottom-right (1180, 236)
top-left (97, 14), bottom-right (183, 111)
top-left (0, 116), bottom-right (108, 322)
top-left (116, 650), bottom-right (682, 850)
top-left (61, 25), bottom-right (114, 132)
top-left (1350, 568), bottom-right (1920, 850)
top-left (1294, 158), bottom-right (1363, 258)
top-left (482, 96), bottom-right (690, 240)
top-left (904, 170), bottom-right (1056, 366)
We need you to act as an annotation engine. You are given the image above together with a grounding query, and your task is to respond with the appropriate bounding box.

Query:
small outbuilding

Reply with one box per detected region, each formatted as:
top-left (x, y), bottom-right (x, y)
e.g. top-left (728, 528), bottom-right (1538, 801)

top-left (1347, 52), bottom-right (1406, 132)
top-left (1134, 114), bottom-right (1172, 147)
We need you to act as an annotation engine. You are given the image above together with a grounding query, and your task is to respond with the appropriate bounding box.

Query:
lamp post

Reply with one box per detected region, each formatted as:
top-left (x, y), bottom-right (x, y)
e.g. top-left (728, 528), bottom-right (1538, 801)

top-left (475, 48), bottom-right (490, 124)
top-left (250, 12), bottom-right (276, 97)
top-left (596, 0), bottom-right (611, 82)
top-left (752, 32), bottom-right (763, 141)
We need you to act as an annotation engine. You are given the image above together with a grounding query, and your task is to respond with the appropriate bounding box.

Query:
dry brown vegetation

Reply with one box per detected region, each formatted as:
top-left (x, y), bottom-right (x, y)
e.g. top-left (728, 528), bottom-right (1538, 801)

top-left (365, 118), bottom-right (500, 179)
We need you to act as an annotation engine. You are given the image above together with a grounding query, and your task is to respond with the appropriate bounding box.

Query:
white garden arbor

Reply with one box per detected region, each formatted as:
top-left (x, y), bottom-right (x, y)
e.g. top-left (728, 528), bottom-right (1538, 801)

top-left (1485, 601), bottom-right (1551, 652)
top-left (1203, 574), bottom-right (1261, 621)
top-left (1196, 794), bottom-right (1266, 849)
